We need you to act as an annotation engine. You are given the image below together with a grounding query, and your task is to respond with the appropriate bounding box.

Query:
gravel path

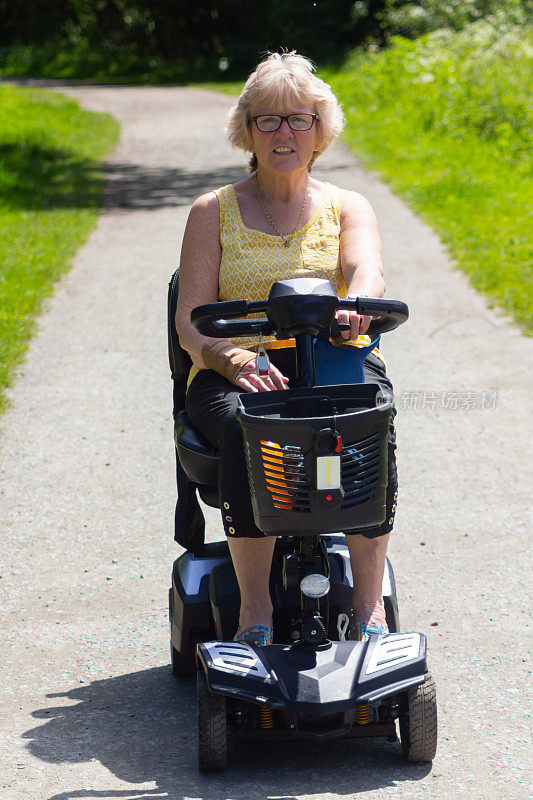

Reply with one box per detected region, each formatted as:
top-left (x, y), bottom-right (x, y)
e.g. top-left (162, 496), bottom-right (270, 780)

top-left (1, 84), bottom-right (531, 800)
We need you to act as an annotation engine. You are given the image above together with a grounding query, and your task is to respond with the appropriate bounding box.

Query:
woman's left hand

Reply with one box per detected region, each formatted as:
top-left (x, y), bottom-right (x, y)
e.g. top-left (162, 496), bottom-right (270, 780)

top-left (333, 309), bottom-right (372, 342)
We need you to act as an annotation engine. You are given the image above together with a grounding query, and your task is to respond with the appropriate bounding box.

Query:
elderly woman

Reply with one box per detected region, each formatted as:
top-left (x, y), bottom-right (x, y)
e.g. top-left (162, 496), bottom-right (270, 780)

top-left (176, 52), bottom-right (397, 646)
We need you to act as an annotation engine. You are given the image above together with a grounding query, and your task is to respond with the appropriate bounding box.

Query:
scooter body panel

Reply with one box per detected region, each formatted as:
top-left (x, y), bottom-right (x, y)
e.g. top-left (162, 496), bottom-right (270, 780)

top-left (197, 633), bottom-right (427, 714)
top-left (170, 542), bottom-right (230, 653)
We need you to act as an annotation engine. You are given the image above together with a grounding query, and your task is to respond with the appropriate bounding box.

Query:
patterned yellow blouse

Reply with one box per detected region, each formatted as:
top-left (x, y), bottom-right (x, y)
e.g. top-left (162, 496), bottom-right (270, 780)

top-left (188, 181), bottom-right (381, 384)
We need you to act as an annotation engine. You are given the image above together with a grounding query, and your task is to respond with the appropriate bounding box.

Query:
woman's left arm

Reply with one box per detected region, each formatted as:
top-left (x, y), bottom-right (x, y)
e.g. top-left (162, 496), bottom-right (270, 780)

top-left (337, 190), bottom-right (386, 338)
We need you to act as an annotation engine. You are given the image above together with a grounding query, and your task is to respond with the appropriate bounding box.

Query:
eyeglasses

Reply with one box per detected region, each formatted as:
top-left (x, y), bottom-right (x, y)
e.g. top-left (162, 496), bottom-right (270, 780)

top-left (252, 113), bottom-right (318, 132)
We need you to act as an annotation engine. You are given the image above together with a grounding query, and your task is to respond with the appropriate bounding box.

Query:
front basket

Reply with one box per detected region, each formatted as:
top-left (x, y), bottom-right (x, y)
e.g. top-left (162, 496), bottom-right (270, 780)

top-left (237, 384), bottom-right (392, 536)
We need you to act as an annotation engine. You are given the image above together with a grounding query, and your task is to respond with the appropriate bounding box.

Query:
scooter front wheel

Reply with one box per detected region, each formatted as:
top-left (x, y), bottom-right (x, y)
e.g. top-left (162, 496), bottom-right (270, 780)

top-left (197, 668), bottom-right (227, 772)
top-left (399, 672), bottom-right (438, 762)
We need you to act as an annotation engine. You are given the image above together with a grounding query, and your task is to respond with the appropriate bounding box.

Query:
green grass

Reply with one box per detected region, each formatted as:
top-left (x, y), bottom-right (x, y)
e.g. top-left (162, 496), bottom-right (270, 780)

top-left (0, 85), bottom-right (119, 412)
top-left (323, 17), bottom-right (532, 331)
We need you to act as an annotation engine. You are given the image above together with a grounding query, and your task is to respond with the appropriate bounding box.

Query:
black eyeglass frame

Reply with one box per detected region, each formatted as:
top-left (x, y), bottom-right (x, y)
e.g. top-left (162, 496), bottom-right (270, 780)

top-left (252, 113), bottom-right (319, 132)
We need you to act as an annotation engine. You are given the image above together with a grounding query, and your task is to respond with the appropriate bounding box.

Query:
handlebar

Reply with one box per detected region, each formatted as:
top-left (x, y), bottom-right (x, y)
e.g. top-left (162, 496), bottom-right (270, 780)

top-left (190, 279), bottom-right (408, 340)
top-left (343, 297), bottom-right (409, 336)
top-left (190, 300), bottom-right (270, 338)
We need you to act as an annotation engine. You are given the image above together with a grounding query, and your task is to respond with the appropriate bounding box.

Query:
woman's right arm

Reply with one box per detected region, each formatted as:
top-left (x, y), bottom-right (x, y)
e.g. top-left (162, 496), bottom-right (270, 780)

top-left (176, 193), bottom-right (287, 392)
top-left (175, 192), bottom-right (222, 367)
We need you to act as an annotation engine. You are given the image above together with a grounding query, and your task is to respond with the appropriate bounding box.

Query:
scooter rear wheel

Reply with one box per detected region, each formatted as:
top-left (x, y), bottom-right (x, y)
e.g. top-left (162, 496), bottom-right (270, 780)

top-left (399, 672), bottom-right (437, 762)
top-left (197, 669), bottom-right (227, 772)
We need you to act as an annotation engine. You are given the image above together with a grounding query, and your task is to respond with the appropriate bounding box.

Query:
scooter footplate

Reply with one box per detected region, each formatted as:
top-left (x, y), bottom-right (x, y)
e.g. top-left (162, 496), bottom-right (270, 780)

top-left (197, 633), bottom-right (427, 714)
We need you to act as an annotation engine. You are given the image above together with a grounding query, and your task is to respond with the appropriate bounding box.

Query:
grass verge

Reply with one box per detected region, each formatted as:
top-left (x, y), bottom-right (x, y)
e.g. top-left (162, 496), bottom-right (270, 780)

top-left (323, 16), bottom-right (532, 332)
top-left (0, 85), bottom-right (120, 412)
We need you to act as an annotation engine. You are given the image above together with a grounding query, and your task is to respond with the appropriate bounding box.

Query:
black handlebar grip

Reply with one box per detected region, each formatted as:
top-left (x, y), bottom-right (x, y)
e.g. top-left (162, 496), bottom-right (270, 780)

top-left (190, 299), bottom-right (268, 337)
top-left (191, 300), bottom-right (248, 335)
top-left (203, 318), bottom-right (272, 337)
top-left (339, 298), bottom-right (409, 335)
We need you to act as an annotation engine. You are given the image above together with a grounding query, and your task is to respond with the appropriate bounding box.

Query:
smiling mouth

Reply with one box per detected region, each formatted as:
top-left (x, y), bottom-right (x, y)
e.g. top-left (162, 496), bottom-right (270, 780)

top-left (273, 147), bottom-right (295, 154)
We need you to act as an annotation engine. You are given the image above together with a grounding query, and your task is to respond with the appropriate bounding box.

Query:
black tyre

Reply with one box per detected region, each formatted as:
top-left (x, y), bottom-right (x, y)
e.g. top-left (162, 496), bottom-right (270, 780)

top-left (197, 668), bottom-right (227, 773)
top-left (400, 672), bottom-right (438, 762)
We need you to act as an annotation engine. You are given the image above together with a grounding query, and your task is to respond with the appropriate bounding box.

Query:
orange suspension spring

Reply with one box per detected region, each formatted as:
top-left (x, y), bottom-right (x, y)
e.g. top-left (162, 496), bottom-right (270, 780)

top-left (357, 704), bottom-right (371, 725)
top-left (260, 706), bottom-right (274, 729)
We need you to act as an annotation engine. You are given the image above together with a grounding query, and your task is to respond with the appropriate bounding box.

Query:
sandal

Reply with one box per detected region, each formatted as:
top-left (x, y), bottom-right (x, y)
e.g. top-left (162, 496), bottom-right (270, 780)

top-left (233, 623), bottom-right (273, 646)
top-left (353, 620), bottom-right (389, 642)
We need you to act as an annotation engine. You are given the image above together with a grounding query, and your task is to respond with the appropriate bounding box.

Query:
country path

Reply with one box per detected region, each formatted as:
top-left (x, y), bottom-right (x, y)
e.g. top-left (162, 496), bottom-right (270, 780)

top-left (0, 83), bottom-right (531, 800)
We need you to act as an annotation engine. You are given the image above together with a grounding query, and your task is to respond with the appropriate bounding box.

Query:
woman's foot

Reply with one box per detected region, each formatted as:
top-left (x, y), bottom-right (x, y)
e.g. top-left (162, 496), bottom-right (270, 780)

top-left (345, 531), bottom-right (392, 640)
top-left (227, 537), bottom-right (276, 646)
top-left (234, 622), bottom-right (273, 646)
top-left (353, 620), bottom-right (389, 642)
top-left (351, 597), bottom-right (389, 641)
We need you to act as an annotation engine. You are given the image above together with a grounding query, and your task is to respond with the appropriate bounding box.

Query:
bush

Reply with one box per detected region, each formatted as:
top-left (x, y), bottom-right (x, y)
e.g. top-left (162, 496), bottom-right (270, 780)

top-left (379, 0), bottom-right (530, 38)
top-left (327, 12), bottom-right (532, 330)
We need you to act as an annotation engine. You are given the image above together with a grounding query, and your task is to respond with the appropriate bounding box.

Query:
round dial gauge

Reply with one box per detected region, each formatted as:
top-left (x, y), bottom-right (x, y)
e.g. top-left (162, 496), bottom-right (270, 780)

top-left (300, 573), bottom-right (330, 598)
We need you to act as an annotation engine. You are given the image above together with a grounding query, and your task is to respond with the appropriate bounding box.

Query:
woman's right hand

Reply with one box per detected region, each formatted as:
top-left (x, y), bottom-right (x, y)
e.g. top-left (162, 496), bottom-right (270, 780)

top-left (232, 354), bottom-right (289, 393)
top-left (202, 343), bottom-right (288, 392)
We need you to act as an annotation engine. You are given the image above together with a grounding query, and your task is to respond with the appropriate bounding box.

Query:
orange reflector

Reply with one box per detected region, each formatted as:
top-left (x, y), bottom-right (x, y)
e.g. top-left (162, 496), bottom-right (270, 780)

top-left (266, 478), bottom-right (292, 489)
top-left (264, 464), bottom-right (285, 474)
top-left (260, 441), bottom-right (293, 511)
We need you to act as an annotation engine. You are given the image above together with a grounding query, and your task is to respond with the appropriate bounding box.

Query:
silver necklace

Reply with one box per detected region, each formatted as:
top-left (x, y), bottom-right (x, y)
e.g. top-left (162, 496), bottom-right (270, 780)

top-left (255, 174), bottom-right (309, 248)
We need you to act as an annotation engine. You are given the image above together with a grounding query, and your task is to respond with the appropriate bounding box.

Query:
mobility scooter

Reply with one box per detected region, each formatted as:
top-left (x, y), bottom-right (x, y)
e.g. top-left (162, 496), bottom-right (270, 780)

top-left (167, 271), bottom-right (437, 771)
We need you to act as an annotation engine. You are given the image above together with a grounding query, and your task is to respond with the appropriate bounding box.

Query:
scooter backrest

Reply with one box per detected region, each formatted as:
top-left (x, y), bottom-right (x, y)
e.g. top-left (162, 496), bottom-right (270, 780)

top-left (168, 268), bottom-right (193, 417)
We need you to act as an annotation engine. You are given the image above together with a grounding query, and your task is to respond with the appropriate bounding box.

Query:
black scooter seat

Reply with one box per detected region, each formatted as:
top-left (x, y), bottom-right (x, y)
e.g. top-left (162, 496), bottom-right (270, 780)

top-left (197, 632), bottom-right (427, 715)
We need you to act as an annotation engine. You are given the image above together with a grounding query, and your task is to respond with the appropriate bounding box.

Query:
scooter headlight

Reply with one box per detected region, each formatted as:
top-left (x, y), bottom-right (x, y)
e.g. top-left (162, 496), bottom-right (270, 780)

top-left (300, 573), bottom-right (330, 599)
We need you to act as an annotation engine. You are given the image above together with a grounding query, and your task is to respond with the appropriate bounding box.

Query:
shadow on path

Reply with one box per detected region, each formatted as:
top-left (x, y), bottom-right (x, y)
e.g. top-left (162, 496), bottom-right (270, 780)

top-left (0, 140), bottom-right (354, 214)
top-left (102, 160), bottom-right (352, 211)
top-left (0, 142), bottom-right (246, 213)
top-left (103, 164), bottom-right (246, 210)
top-left (24, 666), bottom-right (430, 800)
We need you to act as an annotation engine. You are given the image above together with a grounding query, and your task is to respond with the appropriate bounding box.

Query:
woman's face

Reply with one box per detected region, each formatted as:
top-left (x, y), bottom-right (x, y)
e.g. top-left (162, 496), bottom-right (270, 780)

top-left (250, 101), bottom-right (319, 176)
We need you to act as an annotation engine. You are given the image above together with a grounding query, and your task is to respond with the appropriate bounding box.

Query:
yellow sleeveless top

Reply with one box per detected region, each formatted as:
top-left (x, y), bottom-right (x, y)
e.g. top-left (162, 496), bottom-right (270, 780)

top-left (188, 182), bottom-right (381, 385)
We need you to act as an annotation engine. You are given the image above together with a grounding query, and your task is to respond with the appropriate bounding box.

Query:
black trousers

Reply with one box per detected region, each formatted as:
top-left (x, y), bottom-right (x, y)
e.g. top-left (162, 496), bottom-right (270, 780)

top-left (185, 349), bottom-right (398, 539)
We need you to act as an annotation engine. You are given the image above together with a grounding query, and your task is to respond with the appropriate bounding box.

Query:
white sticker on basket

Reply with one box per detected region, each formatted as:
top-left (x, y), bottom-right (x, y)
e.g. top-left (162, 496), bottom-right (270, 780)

top-left (316, 456), bottom-right (341, 490)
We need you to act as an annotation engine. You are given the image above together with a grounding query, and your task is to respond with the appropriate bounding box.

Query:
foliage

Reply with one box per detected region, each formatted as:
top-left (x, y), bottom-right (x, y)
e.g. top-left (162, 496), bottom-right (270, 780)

top-left (0, 85), bottom-right (119, 410)
top-left (353, 0), bottom-right (531, 41)
top-left (325, 13), bottom-right (532, 330)
top-left (1, 1), bottom-right (530, 80)
top-left (0, 0), bottom-right (362, 80)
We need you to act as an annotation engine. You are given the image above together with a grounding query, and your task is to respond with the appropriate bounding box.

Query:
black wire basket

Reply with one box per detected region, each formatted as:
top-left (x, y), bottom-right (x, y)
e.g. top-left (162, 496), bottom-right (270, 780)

top-left (237, 383), bottom-right (392, 536)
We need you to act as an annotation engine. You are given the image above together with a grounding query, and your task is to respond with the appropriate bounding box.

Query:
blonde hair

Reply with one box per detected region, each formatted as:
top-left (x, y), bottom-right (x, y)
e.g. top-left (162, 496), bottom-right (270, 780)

top-left (226, 52), bottom-right (344, 172)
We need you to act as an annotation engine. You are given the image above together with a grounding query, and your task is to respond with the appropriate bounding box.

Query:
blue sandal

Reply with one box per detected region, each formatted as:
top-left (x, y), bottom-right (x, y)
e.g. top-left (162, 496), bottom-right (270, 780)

top-left (234, 624), bottom-right (273, 646)
top-left (354, 621), bottom-right (389, 642)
